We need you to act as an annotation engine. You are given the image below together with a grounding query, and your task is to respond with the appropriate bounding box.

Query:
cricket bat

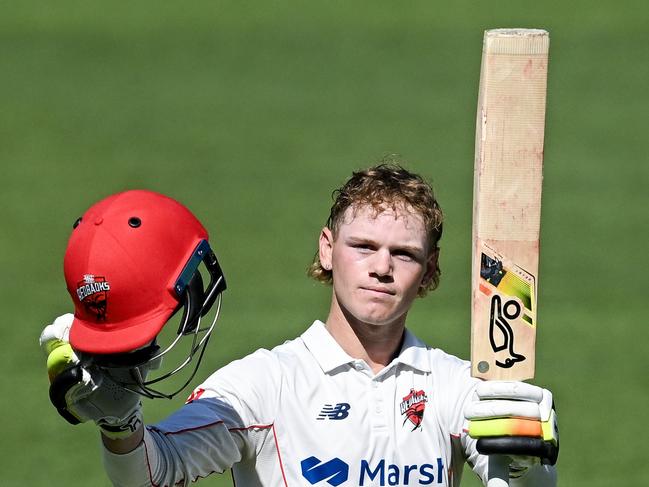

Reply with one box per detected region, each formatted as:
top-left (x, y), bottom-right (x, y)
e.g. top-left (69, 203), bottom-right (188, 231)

top-left (470, 29), bottom-right (549, 486)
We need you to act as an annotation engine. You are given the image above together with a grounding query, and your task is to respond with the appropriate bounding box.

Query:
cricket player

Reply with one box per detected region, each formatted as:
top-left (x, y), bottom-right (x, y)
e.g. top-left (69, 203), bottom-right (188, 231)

top-left (41, 164), bottom-right (558, 486)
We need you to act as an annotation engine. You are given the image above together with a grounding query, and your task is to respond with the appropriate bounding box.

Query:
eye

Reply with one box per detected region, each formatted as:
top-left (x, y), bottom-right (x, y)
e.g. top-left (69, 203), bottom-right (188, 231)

top-left (353, 243), bottom-right (374, 253)
top-left (393, 250), bottom-right (416, 262)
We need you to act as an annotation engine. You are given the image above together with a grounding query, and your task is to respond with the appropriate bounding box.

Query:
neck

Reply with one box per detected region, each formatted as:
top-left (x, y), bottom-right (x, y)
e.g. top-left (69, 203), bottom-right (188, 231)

top-left (325, 300), bottom-right (406, 374)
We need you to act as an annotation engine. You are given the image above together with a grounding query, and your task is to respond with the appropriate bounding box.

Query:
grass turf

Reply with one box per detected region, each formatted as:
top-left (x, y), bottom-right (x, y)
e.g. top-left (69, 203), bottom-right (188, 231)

top-left (2, 1), bottom-right (647, 485)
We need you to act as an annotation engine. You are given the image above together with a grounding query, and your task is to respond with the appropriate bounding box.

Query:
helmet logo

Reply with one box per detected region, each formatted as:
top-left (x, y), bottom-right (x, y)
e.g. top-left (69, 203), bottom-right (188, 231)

top-left (76, 274), bottom-right (110, 321)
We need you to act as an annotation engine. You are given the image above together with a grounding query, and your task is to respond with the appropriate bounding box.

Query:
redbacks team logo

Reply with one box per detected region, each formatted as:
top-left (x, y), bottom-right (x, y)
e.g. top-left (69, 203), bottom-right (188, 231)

top-left (400, 388), bottom-right (427, 431)
top-left (76, 274), bottom-right (110, 321)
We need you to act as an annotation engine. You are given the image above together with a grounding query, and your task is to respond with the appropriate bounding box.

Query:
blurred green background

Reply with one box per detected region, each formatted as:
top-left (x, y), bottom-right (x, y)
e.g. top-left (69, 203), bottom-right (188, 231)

top-left (2, 1), bottom-right (647, 485)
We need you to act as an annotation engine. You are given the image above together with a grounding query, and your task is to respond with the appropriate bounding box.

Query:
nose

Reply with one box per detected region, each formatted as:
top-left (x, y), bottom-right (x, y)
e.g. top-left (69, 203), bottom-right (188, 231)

top-left (371, 248), bottom-right (392, 277)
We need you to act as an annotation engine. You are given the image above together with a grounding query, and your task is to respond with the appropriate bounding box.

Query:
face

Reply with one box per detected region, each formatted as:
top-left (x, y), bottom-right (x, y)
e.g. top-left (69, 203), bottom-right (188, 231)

top-left (319, 204), bottom-right (438, 330)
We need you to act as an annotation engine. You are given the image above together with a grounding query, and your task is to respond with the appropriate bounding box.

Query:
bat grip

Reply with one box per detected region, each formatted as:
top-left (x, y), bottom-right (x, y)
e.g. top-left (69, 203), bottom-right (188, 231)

top-left (487, 455), bottom-right (510, 487)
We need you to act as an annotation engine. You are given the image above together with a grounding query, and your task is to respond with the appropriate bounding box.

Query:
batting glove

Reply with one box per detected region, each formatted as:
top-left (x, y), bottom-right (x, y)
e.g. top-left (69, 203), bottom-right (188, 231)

top-left (39, 314), bottom-right (142, 440)
top-left (464, 381), bottom-right (559, 473)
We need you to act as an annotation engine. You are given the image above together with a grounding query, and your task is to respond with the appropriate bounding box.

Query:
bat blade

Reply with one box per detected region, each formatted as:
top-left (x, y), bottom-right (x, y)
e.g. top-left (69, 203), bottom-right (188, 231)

top-left (470, 29), bottom-right (549, 382)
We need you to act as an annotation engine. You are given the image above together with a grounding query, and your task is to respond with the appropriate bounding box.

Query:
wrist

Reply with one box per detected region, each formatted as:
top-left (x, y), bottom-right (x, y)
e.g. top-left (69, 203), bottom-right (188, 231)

top-left (97, 406), bottom-right (143, 441)
top-left (101, 420), bottom-right (145, 454)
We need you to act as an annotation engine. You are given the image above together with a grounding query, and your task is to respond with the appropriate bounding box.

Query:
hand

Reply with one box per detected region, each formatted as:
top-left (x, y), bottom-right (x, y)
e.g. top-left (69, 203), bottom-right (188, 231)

top-left (464, 381), bottom-right (559, 471)
top-left (40, 314), bottom-right (143, 440)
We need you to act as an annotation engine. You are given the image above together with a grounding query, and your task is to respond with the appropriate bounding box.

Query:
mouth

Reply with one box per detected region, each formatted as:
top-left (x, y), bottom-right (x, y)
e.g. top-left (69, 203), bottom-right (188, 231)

top-left (361, 286), bottom-right (396, 296)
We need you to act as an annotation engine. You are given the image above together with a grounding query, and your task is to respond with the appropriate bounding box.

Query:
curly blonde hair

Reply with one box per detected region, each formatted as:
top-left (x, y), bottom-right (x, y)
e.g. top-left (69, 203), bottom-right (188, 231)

top-left (308, 162), bottom-right (444, 296)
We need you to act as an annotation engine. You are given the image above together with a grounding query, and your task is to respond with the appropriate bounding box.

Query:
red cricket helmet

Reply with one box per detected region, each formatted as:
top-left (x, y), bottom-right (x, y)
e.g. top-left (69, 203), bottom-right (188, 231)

top-left (64, 190), bottom-right (226, 398)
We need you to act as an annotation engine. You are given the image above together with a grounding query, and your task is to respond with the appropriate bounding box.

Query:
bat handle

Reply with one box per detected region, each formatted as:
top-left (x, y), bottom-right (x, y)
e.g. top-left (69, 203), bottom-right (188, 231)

top-left (486, 455), bottom-right (510, 487)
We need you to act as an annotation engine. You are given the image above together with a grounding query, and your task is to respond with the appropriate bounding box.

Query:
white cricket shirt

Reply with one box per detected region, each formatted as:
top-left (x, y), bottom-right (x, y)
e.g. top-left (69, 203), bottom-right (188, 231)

top-left (103, 321), bottom-right (555, 486)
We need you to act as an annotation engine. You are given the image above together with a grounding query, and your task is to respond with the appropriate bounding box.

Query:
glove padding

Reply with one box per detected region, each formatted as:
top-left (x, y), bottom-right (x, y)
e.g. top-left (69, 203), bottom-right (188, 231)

top-left (465, 381), bottom-right (559, 468)
top-left (40, 314), bottom-right (143, 440)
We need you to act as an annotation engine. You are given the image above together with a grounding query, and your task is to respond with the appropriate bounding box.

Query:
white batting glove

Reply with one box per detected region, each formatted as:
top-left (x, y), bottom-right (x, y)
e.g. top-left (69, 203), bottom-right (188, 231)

top-left (464, 381), bottom-right (559, 471)
top-left (40, 314), bottom-right (143, 440)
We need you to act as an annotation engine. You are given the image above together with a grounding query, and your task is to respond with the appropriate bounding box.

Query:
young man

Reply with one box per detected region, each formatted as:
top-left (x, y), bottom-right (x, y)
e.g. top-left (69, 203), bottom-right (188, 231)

top-left (42, 165), bottom-right (557, 486)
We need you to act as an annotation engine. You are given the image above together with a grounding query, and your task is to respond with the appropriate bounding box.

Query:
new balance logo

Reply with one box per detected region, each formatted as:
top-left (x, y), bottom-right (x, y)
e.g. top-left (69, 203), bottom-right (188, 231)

top-left (317, 403), bottom-right (351, 420)
top-left (301, 456), bottom-right (349, 486)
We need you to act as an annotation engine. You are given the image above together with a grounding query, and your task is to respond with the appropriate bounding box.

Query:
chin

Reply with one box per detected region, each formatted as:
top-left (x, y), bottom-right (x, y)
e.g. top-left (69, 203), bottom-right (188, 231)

top-left (337, 295), bottom-right (405, 328)
top-left (354, 309), bottom-right (401, 328)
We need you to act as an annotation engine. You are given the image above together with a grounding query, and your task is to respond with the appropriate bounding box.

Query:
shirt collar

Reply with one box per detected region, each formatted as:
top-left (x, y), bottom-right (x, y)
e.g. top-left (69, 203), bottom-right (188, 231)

top-left (301, 321), bottom-right (356, 373)
top-left (301, 321), bottom-right (431, 374)
top-left (395, 328), bottom-right (431, 373)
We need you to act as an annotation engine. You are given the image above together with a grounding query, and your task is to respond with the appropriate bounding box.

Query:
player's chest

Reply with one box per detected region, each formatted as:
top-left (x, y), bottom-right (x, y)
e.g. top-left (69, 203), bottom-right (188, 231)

top-left (272, 367), bottom-right (451, 486)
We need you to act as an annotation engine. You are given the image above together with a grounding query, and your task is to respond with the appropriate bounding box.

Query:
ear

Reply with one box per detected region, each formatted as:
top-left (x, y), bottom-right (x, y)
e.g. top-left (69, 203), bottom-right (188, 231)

top-left (319, 227), bottom-right (334, 271)
top-left (421, 247), bottom-right (439, 287)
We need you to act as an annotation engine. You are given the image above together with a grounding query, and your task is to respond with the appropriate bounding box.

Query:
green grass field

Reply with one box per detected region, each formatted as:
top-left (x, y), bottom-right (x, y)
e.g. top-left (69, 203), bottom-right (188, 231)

top-left (2, 1), bottom-right (647, 485)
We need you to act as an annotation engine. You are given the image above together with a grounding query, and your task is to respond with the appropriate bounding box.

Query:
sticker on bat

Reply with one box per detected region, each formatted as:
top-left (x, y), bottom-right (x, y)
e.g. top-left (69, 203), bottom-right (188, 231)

top-left (479, 252), bottom-right (537, 327)
top-left (489, 294), bottom-right (526, 368)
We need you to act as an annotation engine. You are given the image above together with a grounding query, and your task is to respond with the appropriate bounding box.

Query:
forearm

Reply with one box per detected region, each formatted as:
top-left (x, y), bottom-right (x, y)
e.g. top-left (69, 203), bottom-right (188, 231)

top-left (102, 424), bottom-right (144, 454)
top-left (102, 427), bottom-right (190, 487)
top-left (102, 428), bottom-right (155, 487)
top-left (102, 415), bottom-right (244, 487)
